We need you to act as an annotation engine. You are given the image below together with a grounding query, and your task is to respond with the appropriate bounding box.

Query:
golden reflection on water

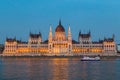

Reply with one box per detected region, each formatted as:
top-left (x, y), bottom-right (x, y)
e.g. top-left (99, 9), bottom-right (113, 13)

top-left (0, 57), bottom-right (118, 80)
top-left (51, 58), bottom-right (69, 80)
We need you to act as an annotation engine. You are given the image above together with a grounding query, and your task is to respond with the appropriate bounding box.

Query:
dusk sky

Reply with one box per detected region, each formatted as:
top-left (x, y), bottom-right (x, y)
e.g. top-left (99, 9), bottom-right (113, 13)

top-left (0, 0), bottom-right (120, 43)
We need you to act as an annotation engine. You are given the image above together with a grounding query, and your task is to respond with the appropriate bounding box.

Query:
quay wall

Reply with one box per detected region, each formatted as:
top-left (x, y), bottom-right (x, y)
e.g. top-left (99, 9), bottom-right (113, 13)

top-left (0, 53), bottom-right (118, 57)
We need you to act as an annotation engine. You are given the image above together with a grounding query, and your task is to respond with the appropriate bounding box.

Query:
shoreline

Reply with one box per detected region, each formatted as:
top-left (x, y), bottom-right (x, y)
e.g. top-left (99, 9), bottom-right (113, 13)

top-left (0, 53), bottom-right (119, 58)
top-left (0, 53), bottom-right (120, 61)
top-left (0, 55), bottom-right (120, 61)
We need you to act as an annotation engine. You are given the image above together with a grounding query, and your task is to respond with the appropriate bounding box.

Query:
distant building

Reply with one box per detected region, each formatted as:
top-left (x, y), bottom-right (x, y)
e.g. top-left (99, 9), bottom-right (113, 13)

top-left (0, 44), bottom-right (4, 54)
top-left (3, 20), bottom-right (117, 55)
top-left (117, 44), bottom-right (120, 53)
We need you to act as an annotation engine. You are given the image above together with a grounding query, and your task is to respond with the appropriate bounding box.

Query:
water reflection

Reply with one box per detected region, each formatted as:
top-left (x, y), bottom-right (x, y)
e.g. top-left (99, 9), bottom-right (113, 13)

top-left (80, 61), bottom-right (117, 80)
top-left (0, 57), bottom-right (120, 80)
top-left (51, 58), bottom-right (69, 80)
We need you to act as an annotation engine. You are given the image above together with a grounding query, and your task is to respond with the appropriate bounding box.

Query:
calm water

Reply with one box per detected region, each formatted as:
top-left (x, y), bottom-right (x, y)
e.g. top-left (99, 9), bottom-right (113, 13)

top-left (0, 57), bottom-right (120, 80)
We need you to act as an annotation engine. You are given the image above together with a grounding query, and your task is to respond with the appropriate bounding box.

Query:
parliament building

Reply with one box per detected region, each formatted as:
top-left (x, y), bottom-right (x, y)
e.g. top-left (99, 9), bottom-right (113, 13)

top-left (3, 20), bottom-right (117, 56)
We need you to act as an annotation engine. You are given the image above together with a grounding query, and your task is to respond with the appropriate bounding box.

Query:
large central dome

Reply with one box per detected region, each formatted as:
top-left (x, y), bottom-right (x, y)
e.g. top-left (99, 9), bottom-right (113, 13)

top-left (55, 20), bottom-right (65, 32)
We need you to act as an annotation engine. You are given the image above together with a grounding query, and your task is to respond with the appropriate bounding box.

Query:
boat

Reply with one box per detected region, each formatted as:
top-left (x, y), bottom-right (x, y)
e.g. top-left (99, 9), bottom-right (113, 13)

top-left (81, 56), bottom-right (100, 61)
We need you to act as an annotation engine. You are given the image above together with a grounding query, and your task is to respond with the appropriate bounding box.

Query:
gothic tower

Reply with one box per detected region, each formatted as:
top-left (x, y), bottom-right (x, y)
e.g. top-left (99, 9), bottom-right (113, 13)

top-left (48, 25), bottom-right (53, 53)
top-left (68, 26), bottom-right (72, 54)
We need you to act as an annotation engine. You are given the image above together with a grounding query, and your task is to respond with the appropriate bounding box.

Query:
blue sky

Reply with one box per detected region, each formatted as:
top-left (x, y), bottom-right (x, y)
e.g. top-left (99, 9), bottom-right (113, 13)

top-left (0, 0), bottom-right (120, 43)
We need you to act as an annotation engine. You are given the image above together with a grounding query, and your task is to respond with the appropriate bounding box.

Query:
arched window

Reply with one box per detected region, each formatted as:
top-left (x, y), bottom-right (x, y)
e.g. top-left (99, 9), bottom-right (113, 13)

top-left (69, 45), bottom-right (71, 49)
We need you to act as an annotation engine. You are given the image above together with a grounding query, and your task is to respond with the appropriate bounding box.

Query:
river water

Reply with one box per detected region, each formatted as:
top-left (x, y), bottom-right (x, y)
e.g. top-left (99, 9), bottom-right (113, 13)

top-left (0, 57), bottom-right (120, 80)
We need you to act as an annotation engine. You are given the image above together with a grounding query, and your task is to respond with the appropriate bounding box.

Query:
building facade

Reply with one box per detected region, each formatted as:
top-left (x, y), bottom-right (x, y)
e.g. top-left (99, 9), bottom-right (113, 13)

top-left (48, 21), bottom-right (72, 56)
top-left (3, 20), bottom-right (117, 55)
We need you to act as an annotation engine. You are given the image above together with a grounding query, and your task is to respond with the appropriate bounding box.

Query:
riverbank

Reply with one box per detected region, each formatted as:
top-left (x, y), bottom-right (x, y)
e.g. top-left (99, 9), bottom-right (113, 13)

top-left (0, 53), bottom-right (119, 58)
top-left (0, 55), bottom-right (120, 61)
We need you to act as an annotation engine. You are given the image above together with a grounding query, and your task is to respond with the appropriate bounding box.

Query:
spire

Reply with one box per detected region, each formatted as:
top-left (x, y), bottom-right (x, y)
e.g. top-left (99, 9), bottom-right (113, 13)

top-left (59, 19), bottom-right (61, 25)
top-left (49, 25), bottom-right (52, 42)
top-left (14, 36), bottom-right (16, 41)
top-left (68, 26), bottom-right (71, 35)
top-left (104, 36), bottom-right (106, 40)
top-left (79, 30), bottom-right (81, 36)
top-left (78, 30), bottom-right (81, 42)
top-left (88, 30), bottom-right (91, 36)
top-left (112, 34), bottom-right (115, 40)
top-left (68, 25), bottom-right (72, 41)
top-left (50, 24), bottom-right (52, 32)
top-left (68, 25), bottom-right (71, 34)
top-left (29, 31), bottom-right (32, 37)
top-left (39, 32), bottom-right (42, 37)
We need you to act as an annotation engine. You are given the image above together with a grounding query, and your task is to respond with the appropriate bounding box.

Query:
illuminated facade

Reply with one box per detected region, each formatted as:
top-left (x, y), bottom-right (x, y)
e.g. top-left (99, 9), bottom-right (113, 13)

top-left (48, 20), bottom-right (72, 55)
top-left (3, 20), bottom-right (117, 55)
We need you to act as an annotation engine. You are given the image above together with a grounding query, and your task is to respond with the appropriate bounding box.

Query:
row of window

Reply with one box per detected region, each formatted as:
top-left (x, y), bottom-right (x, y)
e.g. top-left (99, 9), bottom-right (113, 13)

top-left (104, 45), bottom-right (115, 47)
top-left (5, 45), bottom-right (48, 48)
top-left (6, 46), bottom-right (16, 48)
top-left (5, 50), bottom-right (16, 52)
top-left (74, 46), bottom-right (103, 48)
top-left (104, 50), bottom-right (115, 51)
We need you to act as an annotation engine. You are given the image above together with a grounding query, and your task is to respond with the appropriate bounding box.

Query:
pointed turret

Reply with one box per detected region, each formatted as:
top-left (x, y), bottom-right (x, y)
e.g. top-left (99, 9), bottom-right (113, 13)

top-left (48, 25), bottom-right (53, 53)
top-left (49, 25), bottom-right (52, 42)
top-left (78, 30), bottom-right (81, 42)
top-left (59, 19), bottom-right (61, 25)
top-left (39, 32), bottom-right (42, 37)
top-left (68, 25), bottom-right (72, 54)
top-left (112, 34), bottom-right (115, 40)
top-left (79, 30), bottom-right (81, 36)
top-left (88, 30), bottom-right (91, 36)
top-left (68, 25), bottom-right (72, 41)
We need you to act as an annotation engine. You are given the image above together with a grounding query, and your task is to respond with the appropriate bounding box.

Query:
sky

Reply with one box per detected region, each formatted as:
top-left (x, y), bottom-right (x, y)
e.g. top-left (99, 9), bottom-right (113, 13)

top-left (0, 0), bottom-right (120, 44)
